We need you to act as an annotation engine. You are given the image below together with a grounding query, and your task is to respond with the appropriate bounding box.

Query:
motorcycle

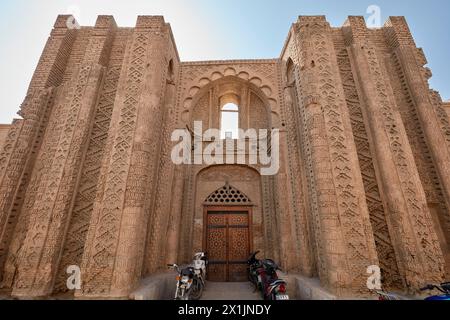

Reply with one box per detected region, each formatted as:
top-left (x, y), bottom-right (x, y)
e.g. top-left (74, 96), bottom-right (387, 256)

top-left (373, 282), bottom-right (450, 300)
top-left (420, 282), bottom-right (450, 301)
top-left (168, 252), bottom-right (208, 300)
top-left (247, 251), bottom-right (289, 301)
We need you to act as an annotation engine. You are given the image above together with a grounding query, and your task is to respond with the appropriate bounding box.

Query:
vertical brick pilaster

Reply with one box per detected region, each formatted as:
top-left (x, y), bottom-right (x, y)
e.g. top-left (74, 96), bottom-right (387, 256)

top-left (144, 76), bottom-right (178, 274)
top-left (283, 58), bottom-right (316, 275)
top-left (343, 16), bottom-right (445, 291)
top-left (11, 16), bottom-right (117, 298)
top-left (78, 16), bottom-right (171, 298)
top-left (0, 89), bottom-right (55, 286)
top-left (53, 26), bottom-right (131, 295)
top-left (385, 17), bottom-right (450, 237)
top-left (291, 16), bottom-right (379, 297)
top-left (0, 15), bottom-right (77, 288)
top-left (165, 166), bottom-right (186, 266)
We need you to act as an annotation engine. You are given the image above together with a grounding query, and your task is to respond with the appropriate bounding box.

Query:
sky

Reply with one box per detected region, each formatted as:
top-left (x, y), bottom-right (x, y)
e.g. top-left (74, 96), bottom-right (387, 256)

top-left (0, 0), bottom-right (449, 123)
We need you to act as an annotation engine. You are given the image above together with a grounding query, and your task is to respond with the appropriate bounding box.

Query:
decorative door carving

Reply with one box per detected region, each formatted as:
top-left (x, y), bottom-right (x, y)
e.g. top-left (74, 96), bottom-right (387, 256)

top-left (205, 207), bottom-right (251, 282)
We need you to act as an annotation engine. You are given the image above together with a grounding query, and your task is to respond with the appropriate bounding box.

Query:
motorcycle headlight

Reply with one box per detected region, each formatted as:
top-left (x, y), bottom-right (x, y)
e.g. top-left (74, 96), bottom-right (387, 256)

top-left (181, 276), bottom-right (190, 283)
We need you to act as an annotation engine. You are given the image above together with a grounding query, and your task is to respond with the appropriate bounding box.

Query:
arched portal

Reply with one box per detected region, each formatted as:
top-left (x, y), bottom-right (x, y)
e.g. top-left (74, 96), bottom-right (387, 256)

top-left (190, 165), bottom-right (265, 282)
top-left (177, 74), bottom-right (281, 282)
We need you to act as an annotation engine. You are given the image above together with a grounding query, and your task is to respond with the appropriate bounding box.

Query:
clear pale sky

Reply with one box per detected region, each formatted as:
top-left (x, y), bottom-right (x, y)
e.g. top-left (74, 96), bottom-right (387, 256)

top-left (0, 0), bottom-right (449, 124)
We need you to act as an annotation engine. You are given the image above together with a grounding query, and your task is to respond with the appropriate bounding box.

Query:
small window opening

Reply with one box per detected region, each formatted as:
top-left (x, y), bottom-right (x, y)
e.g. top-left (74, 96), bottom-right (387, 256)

top-left (221, 103), bottom-right (239, 139)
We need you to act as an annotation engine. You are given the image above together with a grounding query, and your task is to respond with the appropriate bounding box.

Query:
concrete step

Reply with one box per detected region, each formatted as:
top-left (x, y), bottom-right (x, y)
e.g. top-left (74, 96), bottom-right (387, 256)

top-left (201, 282), bottom-right (262, 300)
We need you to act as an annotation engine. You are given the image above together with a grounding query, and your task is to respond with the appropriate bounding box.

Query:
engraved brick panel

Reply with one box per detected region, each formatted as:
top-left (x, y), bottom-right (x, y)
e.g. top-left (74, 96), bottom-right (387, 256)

top-left (291, 16), bottom-right (379, 296)
top-left (343, 16), bottom-right (445, 290)
top-left (10, 21), bottom-right (117, 297)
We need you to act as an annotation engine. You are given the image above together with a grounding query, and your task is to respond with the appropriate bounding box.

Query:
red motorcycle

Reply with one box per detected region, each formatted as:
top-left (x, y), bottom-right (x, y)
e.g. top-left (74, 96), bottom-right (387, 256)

top-left (247, 251), bottom-right (289, 300)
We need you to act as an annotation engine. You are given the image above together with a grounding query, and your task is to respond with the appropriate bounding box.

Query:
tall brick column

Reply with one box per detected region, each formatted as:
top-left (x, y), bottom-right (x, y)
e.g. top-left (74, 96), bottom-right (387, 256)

top-left (385, 17), bottom-right (450, 222)
top-left (343, 16), bottom-right (445, 290)
top-left (144, 78), bottom-right (178, 274)
top-left (283, 64), bottom-right (315, 276)
top-left (11, 16), bottom-right (117, 298)
top-left (291, 16), bottom-right (379, 296)
top-left (0, 15), bottom-right (76, 289)
top-left (165, 166), bottom-right (185, 265)
top-left (0, 89), bottom-right (55, 285)
top-left (0, 15), bottom-right (76, 287)
top-left (78, 16), bottom-right (171, 298)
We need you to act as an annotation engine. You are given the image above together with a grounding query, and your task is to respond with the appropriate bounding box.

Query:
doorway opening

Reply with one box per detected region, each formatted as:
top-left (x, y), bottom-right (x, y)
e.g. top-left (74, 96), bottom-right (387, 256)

top-left (204, 206), bottom-right (252, 282)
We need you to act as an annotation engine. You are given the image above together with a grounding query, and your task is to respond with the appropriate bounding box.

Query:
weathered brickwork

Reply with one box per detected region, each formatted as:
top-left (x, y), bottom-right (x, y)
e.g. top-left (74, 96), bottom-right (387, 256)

top-left (0, 14), bottom-right (448, 299)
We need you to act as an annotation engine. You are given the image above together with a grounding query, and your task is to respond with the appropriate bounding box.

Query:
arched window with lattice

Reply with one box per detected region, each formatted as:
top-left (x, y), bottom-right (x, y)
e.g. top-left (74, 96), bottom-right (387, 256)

top-left (204, 183), bottom-right (251, 205)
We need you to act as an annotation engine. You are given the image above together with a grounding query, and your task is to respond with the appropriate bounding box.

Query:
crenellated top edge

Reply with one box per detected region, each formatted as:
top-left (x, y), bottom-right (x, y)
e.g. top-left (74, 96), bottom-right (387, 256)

top-left (49, 14), bottom-right (419, 74)
top-left (94, 15), bottom-right (117, 29)
top-left (182, 59), bottom-right (279, 66)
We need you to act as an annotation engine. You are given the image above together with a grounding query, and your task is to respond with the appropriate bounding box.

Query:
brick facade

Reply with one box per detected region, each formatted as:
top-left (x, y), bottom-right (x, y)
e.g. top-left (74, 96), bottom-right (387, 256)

top-left (0, 14), bottom-right (448, 299)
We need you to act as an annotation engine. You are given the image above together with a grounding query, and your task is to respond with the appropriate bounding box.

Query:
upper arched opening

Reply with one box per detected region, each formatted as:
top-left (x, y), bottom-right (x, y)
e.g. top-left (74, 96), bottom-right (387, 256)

top-left (189, 76), bottom-right (271, 133)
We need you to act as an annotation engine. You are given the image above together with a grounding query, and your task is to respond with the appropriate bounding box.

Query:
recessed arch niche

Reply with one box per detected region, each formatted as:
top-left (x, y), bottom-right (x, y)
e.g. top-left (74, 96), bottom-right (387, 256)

top-left (191, 164), bottom-right (265, 258)
top-left (188, 76), bottom-right (272, 132)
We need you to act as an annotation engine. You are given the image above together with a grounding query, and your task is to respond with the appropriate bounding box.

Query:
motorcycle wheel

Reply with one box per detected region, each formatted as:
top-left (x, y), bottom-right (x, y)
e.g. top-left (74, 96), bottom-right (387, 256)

top-left (189, 279), bottom-right (204, 300)
top-left (177, 287), bottom-right (187, 300)
top-left (249, 274), bottom-right (258, 291)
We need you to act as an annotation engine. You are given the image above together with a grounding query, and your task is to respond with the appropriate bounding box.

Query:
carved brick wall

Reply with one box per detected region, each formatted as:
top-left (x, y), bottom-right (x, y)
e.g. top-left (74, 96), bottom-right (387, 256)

top-left (286, 16), bottom-right (380, 296)
top-left (443, 102), bottom-right (450, 120)
top-left (281, 55), bottom-right (316, 276)
top-left (11, 16), bottom-right (117, 298)
top-left (143, 48), bottom-right (179, 275)
top-left (341, 16), bottom-right (445, 291)
top-left (384, 17), bottom-right (450, 278)
top-left (0, 16), bottom-right (77, 289)
top-left (332, 29), bottom-right (403, 290)
top-left (0, 89), bottom-right (56, 286)
top-left (0, 125), bottom-right (11, 151)
top-left (77, 16), bottom-right (179, 298)
top-left (53, 28), bottom-right (131, 294)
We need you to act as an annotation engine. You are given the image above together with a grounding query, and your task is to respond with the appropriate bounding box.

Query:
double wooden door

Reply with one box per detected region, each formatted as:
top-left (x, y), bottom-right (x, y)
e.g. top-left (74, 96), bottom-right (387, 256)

top-left (205, 208), bottom-right (251, 282)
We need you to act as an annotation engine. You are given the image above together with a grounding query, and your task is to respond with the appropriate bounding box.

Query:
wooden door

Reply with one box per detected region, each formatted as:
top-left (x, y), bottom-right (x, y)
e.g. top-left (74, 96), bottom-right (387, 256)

top-left (205, 209), bottom-right (251, 282)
